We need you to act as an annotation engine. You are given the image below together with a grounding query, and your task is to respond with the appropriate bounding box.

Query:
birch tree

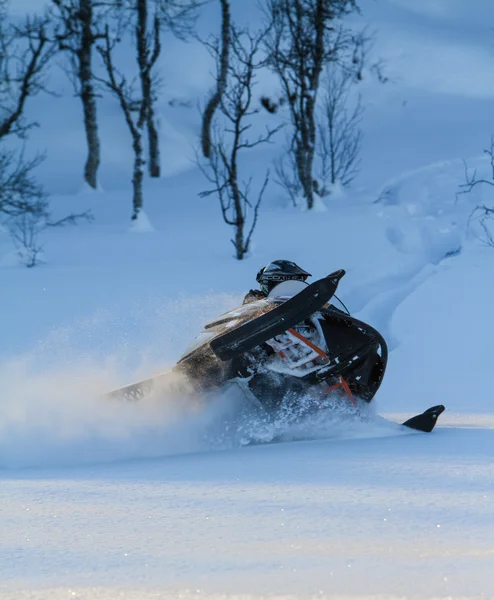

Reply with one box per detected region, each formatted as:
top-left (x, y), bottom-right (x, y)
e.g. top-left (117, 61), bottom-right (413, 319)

top-left (265, 0), bottom-right (365, 209)
top-left (97, 25), bottom-right (151, 220)
top-left (51, 0), bottom-right (108, 189)
top-left (200, 26), bottom-right (282, 259)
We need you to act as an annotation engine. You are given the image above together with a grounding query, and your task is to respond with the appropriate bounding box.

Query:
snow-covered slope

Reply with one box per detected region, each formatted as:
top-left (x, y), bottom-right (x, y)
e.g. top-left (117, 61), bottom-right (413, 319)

top-left (3, 423), bottom-right (494, 600)
top-left (2, 0), bottom-right (494, 598)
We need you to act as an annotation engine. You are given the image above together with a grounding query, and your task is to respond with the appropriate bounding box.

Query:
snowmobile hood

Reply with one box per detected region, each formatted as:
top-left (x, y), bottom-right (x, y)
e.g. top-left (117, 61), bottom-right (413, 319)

top-left (177, 297), bottom-right (281, 363)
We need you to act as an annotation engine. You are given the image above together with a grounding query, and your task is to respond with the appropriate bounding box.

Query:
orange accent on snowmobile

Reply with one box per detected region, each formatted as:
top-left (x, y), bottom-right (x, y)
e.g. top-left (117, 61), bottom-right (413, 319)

top-left (287, 328), bottom-right (329, 360)
top-left (326, 376), bottom-right (357, 407)
top-left (340, 377), bottom-right (357, 406)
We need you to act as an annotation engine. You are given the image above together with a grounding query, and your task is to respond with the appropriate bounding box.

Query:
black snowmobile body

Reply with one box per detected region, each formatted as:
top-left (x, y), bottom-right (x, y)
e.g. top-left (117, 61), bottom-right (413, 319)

top-left (174, 270), bottom-right (388, 411)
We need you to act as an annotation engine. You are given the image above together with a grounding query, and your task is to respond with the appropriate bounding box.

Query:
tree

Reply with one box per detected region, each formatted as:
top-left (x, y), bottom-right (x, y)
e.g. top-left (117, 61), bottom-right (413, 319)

top-left (200, 26), bottom-right (282, 260)
top-left (117, 0), bottom-right (203, 178)
top-left (0, 5), bottom-right (90, 266)
top-left (134, 0), bottom-right (161, 178)
top-left (315, 64), bottom-right (363, 195)
top-left (96, 25), bottom-right (150, 220)
top-left (459, 137), bottom-right (494, 248)
top-left (264, 0), bottom-right (365, 209)
top-left (0, 152), bottom-right (46, 222)
top-left (0, 6), bottom-right (53, 260)
top-left (0, 8), bottom-right (53, 140)
top-left (51, 0), bottom-right (108, 190)
top-left (201, 0), bottom-right (230, 159)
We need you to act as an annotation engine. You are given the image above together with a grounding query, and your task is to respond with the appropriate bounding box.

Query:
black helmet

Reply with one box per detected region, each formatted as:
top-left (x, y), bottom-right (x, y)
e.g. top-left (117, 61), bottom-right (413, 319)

top-left (256, 260), bottom-right (311, 295)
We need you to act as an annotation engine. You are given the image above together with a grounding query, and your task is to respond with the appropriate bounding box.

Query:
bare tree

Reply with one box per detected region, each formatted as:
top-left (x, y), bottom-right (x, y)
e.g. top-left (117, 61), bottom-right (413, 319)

top-left (0, 10), bottom-right (53, 140)
top-left (3, 162), bottom-right (92, 267)
top-left (0, 149), bottom-right (86, 268)
top-left (273, 149), bottom-right (301, 206)
top-left (0, 152), bottom-right (46, 220)
top-left (51, 0), bottom-right (109, 190)
top-left (116, 0), bottom-right (203, 178)
top-left (200, 27), bottom-right (282, 260)
top-left (96, 26), bottom-right (149, 220)
top-left (459, 137), bottom-right (494, 248)
top-left (0, 6), bottom-right (54, 255)
top-left (0, 5), bottom-right (92, 266)
top-left (264, 0), bottom-right (365, 209)
top-left (201, 0), bottom-right (230, 159)
top-left (155, 0), bottom-right (204, 38)
top-left (132, 0), bottom-right (161, 178)
top-left (458, 137), bottom-right (494, 197)
top-left (315, 64), bottom-right (363, 194)
top-left (468, 205), bottom-right (494, 247)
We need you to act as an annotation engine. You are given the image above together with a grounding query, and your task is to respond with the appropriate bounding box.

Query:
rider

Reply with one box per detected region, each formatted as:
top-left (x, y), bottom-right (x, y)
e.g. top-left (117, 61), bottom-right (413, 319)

top-left (243, 259), bottom-right (311, 304)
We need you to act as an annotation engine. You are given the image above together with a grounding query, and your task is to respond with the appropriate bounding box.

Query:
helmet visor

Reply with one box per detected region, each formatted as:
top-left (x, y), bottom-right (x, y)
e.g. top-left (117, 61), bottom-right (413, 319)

top-left (261, 273), bottom-right (308, 295)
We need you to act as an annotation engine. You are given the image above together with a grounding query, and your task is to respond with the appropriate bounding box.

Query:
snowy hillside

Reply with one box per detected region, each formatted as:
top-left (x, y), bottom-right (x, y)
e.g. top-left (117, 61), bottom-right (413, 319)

top-left (2, 0), bottom-right (494, 599)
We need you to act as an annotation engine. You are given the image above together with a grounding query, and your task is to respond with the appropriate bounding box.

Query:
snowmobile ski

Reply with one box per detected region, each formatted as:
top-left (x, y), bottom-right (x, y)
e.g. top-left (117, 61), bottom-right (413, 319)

top-left (210, 269), bottom-right (346, 361)
top-left (402, 404), bottom-right (445, 433)
top-left (106, 371), bottom-right (172, 401)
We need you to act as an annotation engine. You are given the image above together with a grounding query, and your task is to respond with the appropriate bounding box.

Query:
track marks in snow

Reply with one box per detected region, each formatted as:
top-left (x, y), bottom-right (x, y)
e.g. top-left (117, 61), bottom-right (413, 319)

top-left (355, 263), bottom-right (436, 350)
top-left (352, 158), bottom-right (469, 351)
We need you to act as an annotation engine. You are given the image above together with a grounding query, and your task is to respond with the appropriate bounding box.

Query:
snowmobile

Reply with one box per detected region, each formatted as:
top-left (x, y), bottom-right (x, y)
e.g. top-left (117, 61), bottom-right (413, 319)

top-left (108, 269), bottom-right (445, 434)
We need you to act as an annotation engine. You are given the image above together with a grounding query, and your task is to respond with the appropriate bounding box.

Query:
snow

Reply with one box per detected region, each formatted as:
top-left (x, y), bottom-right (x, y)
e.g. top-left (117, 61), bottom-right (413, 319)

top-left (2, 0), bottom-right (494, 598)
top-left (129, 211), bottom-right (155, 233)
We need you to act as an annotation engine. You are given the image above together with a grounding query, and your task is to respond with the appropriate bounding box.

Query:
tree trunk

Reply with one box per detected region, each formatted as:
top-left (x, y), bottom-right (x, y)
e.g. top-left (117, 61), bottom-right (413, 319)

top-left (201, 0), bottom-right (230, 159)
top-left (233, 182), bottom-right (245, 259)
top-left (136, 0), bottom-right (161, 178)
top-left (306, 146), bottom-right (315, 208)
top-left (295, 129), bottom-right (314, 209)
top-left (230, 146), bottom-right (245, 259)
top-left (235, 221), bottom-right (244, 259)
top-left (147, 103), bottom-right (160, 177)
top-left (80, 79), bottom-right (100, 189)
top-left (131, 132), bottom-right (145, 220)
top-left (305, 75), bottom-right (318, 209)
top-left (79, 0), bottom-right (100, 190)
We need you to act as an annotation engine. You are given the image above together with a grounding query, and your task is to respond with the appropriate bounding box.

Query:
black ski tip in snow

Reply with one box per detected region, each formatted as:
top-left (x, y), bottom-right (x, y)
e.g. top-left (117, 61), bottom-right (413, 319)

top-left (402, 404), bottom-right (446, 433)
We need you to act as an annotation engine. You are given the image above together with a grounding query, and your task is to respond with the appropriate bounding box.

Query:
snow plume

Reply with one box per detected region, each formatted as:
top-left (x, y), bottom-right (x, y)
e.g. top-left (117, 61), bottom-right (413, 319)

top-left (0, 355), bottom-right (400, 470)
top-left (200, 387), bottom-right (403, 450)
top-left (0, 293), bottom-right (242, 469)
top-left (0, 291), bottom-right (403, 470)
top-left (0, 356), bottom-right (209, 469)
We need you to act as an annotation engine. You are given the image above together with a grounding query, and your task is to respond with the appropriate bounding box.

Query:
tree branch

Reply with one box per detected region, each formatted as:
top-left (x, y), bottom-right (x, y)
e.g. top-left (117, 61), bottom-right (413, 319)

top-left (0, 14), bottom-right (53, 139)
